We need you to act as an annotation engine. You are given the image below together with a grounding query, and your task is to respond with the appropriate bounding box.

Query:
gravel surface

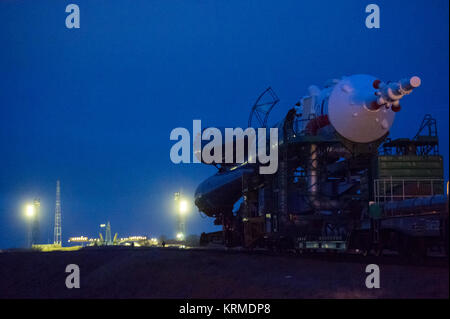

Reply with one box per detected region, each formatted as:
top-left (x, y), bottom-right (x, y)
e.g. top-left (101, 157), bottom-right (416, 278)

top-left (0, 247), bottom-right (448, 298)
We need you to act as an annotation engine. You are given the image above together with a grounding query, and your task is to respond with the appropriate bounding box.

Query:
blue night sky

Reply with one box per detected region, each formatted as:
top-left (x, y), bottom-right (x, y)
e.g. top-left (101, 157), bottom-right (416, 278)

top-left (0, 0), bottom-right (448, 248)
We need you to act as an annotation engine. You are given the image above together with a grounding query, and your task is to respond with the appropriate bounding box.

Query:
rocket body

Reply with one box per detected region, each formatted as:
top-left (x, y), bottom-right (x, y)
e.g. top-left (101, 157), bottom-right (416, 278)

top-left (194, 74), bottom-right (421, 216)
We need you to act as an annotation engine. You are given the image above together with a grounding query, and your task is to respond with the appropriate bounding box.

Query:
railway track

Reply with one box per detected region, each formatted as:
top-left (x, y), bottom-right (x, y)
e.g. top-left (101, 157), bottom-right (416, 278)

top-left (159, 244), bottom-right (449, 268)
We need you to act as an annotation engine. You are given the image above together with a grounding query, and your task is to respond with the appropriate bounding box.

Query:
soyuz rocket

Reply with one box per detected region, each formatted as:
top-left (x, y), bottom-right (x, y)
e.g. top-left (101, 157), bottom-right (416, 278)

top-left (194, 74), bottom-right (421, 219)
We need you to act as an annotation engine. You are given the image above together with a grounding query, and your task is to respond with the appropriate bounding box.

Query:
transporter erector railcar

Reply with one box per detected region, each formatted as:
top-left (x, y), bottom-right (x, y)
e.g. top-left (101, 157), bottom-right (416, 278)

top-left (195, 74), bottom-right (448, 258)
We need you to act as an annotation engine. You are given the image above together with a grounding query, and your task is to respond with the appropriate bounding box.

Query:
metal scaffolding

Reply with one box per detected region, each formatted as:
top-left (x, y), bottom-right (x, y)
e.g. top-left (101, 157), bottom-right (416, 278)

top-left (54, 180), bottom-right (62, 245)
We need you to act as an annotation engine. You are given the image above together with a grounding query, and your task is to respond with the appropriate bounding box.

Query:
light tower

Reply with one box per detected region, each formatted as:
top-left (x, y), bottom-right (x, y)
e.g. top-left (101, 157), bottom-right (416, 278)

top-left (25, 203), bottom-right (35, 248)
top-left (32, 199), bottom-right (40, 246)
top-left (105, 221), bottom-right (112, 245)
top-left (174, 192), bottom-right (188, 241)
top-left (54, 180), bottom-right (62, 246)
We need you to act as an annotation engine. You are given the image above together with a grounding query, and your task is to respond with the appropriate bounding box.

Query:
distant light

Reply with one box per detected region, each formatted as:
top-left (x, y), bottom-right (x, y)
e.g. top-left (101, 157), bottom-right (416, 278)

top-left (25, 204), bottom-right (35, 218)
top-left (127, 236), bottom-right (147, 241)
top-left (100, 224), bottom-right (106, 228)
top-left (68, 236), bottom-right (89, 242)
top-left (176, 232), bottom-right (184, 240)
top-left (179, 200), bottom-right (188, 214)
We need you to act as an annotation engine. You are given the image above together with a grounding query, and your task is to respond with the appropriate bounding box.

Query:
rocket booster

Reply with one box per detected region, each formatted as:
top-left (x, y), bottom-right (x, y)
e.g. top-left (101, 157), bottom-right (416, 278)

top-left (370, 76), bottom-right (421, 112)
top-left (308, 74), bottom-right (421, 144)
top-left (193, 74), bottom-right (422, 166)
top-left (194, 74), bottom-right (422, 216)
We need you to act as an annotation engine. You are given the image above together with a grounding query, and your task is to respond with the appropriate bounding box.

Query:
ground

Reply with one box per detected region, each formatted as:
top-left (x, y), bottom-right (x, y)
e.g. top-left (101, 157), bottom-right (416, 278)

top-left (0, 247), bottom-right (448, 298)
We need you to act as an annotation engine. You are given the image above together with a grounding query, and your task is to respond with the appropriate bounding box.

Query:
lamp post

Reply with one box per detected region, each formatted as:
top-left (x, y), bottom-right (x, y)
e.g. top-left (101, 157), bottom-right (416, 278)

top-left (174, 192), bottom-right (189, 241)
top-left (25, 203), bottom-right (35, 248)
top-left (99, 223), bottom-right (106, 245)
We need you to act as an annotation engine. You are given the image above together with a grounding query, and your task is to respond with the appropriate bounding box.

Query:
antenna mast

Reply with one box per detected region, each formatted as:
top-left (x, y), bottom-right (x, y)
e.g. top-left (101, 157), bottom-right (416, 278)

top-left (54, 180), bottom-right (62, 245)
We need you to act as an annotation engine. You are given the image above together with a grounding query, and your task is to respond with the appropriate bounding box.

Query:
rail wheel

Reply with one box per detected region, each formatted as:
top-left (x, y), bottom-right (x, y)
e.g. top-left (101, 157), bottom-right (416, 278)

top-left (444, 218), bottom-right (449, 257)
top-left (361, 248), bottom-right (370, 257)
top-left (410, 238), bottom-right (427, 264)
top-left (373, 243), bottom-right (384, 257)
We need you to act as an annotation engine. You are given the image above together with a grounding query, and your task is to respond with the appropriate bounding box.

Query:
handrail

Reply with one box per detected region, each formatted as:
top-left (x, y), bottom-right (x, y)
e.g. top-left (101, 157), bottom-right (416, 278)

top-left (374, 178), bottom-right (444, 203)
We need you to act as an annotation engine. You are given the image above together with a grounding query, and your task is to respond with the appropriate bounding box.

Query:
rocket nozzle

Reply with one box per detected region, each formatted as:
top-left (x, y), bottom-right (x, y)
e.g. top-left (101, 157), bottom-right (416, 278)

top-left (372, 79), bottom-right (381, 89)
top-left (391, 104), bottom-right (401, 112)
top-left (369, 76), bottom-right (421, 111)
